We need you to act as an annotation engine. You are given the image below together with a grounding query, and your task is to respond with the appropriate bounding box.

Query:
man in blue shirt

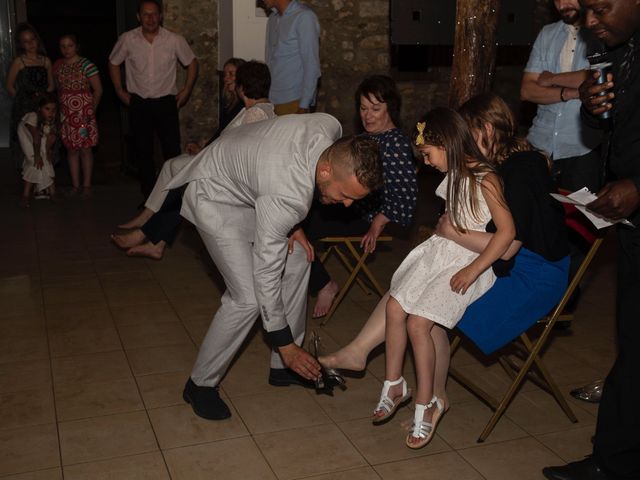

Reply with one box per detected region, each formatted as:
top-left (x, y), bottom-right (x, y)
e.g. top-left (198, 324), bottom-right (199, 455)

top-left (263, 0), bottom-right (320, 115)
top-left (521, 0), bottom-right (602, 193)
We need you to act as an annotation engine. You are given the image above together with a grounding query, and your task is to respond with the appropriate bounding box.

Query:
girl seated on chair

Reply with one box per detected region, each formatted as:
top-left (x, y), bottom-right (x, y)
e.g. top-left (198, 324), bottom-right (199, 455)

top-left (319, 93), bottom-right (569, 447)
top-left (375, 107), bottom-right (515, 449)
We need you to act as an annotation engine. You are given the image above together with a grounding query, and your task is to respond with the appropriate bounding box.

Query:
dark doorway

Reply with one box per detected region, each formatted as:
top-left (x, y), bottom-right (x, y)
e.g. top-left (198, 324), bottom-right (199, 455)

top-left (26, 0), bottom-right (136, 185)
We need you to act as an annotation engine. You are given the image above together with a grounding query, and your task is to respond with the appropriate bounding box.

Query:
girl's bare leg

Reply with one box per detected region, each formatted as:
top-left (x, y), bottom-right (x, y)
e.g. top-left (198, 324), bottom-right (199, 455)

top-left (67, 149), bottom-right (81, 189)
top-left (80, 147), bottom-right (93, 190)
top-left (21, 181), bottom-right (34, 206)
top-left (431, 325), bottom-right (450, 408)
top-left (373, 296), bottom-right (409, 419)
top-left (319, 292), bottom-right (389, 371)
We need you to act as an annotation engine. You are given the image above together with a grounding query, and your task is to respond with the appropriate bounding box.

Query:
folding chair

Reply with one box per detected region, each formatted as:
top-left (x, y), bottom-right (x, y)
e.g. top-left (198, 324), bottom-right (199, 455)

top-left (318, 236), bottom-right (393, 325)
top-left (448, 196), bottom-right (606, 442)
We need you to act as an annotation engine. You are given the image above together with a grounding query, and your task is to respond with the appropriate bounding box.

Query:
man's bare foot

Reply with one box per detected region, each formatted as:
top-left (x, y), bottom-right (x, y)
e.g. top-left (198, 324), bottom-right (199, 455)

top-left (126, 240), bottom-right (166, 260)
top-left (312, 280), bottom-right (339, 318)
top-left (111, 229), bottom-right (146, 249)
top-left (118, 207), bottom-right (154, 229)
top-left (318, 345), bottom-right (366, 372)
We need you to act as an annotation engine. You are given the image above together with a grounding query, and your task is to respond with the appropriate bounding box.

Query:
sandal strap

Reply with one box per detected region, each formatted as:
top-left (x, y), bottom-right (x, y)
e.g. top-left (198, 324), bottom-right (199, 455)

top-left (374, 377), bottom-right (407, 414)
top-left (408, 401), bottom-right (436, 439)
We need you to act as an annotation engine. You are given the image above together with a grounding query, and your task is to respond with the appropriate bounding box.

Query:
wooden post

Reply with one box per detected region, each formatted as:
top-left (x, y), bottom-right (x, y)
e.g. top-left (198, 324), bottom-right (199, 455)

top-left (449, 0), bottom-right (501, 109)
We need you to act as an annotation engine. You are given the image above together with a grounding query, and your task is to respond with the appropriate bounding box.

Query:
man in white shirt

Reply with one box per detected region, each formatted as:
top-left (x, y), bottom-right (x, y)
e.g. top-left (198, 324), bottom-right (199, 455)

top-left (168, 113), bottom-right (384, 420)
top-left (109, 0), bottom-right (198, 198)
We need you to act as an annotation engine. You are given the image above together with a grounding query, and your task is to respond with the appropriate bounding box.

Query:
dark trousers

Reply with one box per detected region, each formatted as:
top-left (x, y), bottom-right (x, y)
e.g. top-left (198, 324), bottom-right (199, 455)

top-left (140, 187), bottom-right (184, 245)
top-left (129, 95), bottom-right (181, 198)
top-left (303, 202), bottom-right (370, 294)
top-left (593, 223), bottom-right (640, 479)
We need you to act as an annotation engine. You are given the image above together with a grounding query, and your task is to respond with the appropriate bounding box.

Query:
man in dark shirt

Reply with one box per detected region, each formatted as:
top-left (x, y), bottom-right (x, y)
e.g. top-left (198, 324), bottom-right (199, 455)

top-left (543, 1), bottom-right (640, 479)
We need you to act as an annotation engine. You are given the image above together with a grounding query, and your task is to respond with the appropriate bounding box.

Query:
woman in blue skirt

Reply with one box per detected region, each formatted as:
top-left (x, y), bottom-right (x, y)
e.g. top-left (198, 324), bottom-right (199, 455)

top-left (319, 93), bottom-right (569, 393)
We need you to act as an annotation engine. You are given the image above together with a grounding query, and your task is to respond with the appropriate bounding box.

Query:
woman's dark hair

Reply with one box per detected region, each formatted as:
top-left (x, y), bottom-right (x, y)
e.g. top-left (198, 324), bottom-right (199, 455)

top-left (415, 107), bottom-right (497, 232)
top-left (14, 23), bottom-right (47, 57)
top-left (458, 92), bottom-right (545, 167)
top-left (235, 61), bottom-right (271, 100)
top-left (355, 75), bottom-right (402, 130)
top-left (222, 57), bottom-right (246, 111)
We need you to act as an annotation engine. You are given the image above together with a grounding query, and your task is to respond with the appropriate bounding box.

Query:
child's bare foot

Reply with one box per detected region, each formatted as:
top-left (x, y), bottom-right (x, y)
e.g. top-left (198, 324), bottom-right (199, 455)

top-left (126, 240), bottom-right (166, 260)
top-left (111, 229), bottom-right (146, 249)
top-left (318, 345), bottom-right (366, 372)
top-left (312, 280), bottom-right (339, 318)
top-left (118, 207), bottom-right (153, 229)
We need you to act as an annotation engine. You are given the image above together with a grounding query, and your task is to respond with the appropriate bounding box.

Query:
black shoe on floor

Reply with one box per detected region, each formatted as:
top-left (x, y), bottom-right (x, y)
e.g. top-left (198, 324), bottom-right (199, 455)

top-left (182, 378), bottom-right (231, 420)
top-left (268, 368), bottom-right (315, 388)
top-left (543, 457), bottom-right (611, 480)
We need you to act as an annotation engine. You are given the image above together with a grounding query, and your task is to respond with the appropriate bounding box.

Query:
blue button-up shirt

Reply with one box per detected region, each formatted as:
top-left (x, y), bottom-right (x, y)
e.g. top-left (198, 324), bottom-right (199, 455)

top-left (525, 21), bottom-right (601, 160)
top-left (265, 1), bottom-right (320, 108)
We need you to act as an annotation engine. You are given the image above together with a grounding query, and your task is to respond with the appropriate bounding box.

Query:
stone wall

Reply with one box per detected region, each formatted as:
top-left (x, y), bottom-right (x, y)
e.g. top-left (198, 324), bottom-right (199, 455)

top-left (160, 0), bottom-right (557, 140)
top-left (163, 0), bottom-right (218, 144)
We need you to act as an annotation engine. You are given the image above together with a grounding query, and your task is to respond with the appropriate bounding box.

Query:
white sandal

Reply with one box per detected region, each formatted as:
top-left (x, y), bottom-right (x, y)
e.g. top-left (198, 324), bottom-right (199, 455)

top-left (405, 396), bottom-right (447, 449)
top-left (372, 377), bottom-right (412, 424)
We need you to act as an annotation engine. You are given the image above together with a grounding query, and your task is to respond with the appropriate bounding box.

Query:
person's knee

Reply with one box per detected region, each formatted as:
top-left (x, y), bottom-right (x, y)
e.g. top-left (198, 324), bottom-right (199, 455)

top-left (406, 315), bottom-right (428, 338)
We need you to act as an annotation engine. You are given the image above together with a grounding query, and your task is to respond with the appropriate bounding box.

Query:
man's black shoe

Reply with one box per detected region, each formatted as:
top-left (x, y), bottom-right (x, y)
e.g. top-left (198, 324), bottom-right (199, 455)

top-left (543, 457), bottom-right (611, 480)
top-left (182, 378), bottom-right (231, 420)
top-left (268, 368), bottom-right (315, 388)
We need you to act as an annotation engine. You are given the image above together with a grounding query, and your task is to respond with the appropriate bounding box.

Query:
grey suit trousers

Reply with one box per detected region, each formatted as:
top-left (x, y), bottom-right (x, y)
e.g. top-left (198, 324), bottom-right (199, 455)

top-left (192, 227), bottom-right (311, 387)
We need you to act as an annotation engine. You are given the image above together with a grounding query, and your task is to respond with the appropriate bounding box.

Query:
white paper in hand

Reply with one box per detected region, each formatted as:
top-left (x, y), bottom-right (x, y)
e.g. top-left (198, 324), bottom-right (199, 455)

top-left (550, 187), bottom-right (635, 229)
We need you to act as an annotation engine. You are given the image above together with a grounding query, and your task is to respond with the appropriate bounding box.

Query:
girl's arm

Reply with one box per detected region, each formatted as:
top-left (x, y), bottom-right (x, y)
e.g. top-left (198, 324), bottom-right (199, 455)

top-left (44, 57), bottom-right (55, 92)
top-left (436, 213), bottom-right (522, 260)
top-left (89, 73), bottom-right (103, 110)
top-left (25, 123), bottom-right (44, 169)
top-left (5, 59), bottom-right (22, 97)
top-left (450, 173), bottom-right (516, 294)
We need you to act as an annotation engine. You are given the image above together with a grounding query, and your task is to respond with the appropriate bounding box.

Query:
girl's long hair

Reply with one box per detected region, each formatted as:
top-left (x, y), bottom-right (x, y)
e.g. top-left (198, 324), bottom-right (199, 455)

top-left (35, 92), bottom-right (59, 137)
top-left (458, 92), bottom-right (549, 167)
top-left (415, 107), bottom-right (497, 232)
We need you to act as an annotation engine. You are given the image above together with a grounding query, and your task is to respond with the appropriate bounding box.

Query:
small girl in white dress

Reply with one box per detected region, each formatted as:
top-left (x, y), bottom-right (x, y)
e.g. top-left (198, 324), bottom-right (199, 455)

top-left (18, 93), bottom-right (59, 206)
top-left (373, 108), bottom-right (515, 449)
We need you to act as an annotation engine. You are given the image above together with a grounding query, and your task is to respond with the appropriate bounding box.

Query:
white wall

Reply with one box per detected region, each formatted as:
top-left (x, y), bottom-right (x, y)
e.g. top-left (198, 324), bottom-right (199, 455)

top-left (218, 0), bottom-right (268, 65)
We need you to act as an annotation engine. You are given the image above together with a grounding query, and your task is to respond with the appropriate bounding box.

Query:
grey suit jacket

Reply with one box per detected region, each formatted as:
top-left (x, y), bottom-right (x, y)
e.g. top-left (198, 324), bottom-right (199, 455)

top-left (167, 113), bottom-right (342, 340)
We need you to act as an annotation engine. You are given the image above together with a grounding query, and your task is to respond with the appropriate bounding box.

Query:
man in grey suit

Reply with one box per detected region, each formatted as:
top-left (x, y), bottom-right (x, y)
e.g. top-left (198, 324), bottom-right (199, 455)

top-left (167, 113), bottom-right (383, 419)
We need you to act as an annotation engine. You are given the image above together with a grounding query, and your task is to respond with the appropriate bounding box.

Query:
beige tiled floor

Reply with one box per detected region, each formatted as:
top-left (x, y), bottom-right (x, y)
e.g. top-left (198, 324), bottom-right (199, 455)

top-left (0, 177), bottom-right (616, 479)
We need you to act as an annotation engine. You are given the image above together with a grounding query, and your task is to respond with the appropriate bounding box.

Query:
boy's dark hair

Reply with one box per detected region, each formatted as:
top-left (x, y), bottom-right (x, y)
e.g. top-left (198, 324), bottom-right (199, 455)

top-left (235, 61), bottom-right (271, 100)
top-left (355, 75), bottom-right (402, 130)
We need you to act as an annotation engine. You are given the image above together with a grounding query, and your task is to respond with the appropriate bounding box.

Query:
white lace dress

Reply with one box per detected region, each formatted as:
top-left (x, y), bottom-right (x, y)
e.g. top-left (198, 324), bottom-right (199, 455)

top-left (390, 174), bottom-right (496, 328)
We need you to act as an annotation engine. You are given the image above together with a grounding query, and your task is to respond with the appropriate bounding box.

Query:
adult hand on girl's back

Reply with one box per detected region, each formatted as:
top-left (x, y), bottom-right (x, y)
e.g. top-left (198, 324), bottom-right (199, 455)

top-left (435, 213), bottom-right (457, 240)
top-left (450, 264), bottom-right (480, 295)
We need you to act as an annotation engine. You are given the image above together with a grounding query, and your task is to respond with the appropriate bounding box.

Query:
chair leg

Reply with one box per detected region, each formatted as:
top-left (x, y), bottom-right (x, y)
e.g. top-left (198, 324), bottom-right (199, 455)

top-left (320, 251), bottom-right (370, 326)
top-left (332, 244), bottom-right (372, 295)
top-left (343, 241), bottom-right (386, 296)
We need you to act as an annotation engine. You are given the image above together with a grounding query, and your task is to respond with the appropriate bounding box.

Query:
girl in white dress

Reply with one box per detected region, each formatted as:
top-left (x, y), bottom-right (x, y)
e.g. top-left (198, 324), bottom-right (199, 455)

top-left (18, 92), bottom-right (59, 206)
top-left (373, 108), bottom-right (515, 449)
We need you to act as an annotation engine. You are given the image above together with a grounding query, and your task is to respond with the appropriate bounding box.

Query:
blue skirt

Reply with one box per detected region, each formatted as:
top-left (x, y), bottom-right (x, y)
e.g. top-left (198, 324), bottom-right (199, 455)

top-left (457, 248), bottom-right (569, 355)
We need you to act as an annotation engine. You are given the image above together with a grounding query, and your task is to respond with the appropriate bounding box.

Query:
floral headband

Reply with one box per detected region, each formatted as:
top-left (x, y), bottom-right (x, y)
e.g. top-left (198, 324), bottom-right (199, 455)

top-left (414, 121), bottom-right (441, 146)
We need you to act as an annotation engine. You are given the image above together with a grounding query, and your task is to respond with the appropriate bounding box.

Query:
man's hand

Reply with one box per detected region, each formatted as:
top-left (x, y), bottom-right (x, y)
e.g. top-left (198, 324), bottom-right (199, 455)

top-left (360, 215), bottom-right (387, 253)
top-left (116, 89), bottom-right (131, 106)
top-left (288, 227), bottom-right (314, 262)
top-left (278, 343), bottom-right (321, 380)
top-left (450, 264), bottom-right (481, 295)
top-left (579, 70), bottom-right (614, 117)
top-left (537, 70), bottom-right (556, 87)
top-left (587, 180), bottom-right (640, 220)
top-left (176, 88), bottom-right (191, 108)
